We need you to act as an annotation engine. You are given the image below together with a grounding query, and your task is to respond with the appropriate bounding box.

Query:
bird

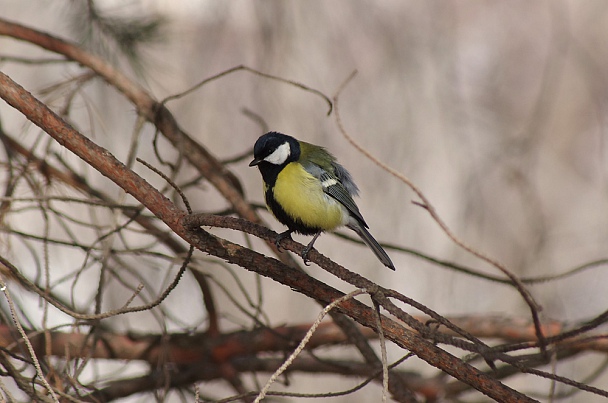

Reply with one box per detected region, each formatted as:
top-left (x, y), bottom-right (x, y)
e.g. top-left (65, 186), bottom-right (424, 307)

top-left (249, 131), bottom-right (395, 270)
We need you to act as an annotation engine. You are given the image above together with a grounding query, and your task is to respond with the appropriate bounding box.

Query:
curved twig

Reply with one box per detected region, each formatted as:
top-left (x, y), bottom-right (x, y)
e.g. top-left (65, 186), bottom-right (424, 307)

top-left (332, 71), bottom-right (547, 353)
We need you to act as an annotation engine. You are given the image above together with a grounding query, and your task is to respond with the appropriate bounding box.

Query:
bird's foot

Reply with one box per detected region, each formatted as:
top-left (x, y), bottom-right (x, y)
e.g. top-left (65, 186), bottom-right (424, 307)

top-left (274, 230), bottom-right (293, 251)
top-left (300, 231), bottom-right (322, 266)
top-left (301, 244), bottom-right (313, 266)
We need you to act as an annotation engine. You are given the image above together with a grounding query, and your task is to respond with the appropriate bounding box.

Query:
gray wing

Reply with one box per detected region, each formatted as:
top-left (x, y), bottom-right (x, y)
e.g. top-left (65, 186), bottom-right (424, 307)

top-left (332, 161), bottom-right (359, 197)
top-left (302, 161), bottom-right (368, 228)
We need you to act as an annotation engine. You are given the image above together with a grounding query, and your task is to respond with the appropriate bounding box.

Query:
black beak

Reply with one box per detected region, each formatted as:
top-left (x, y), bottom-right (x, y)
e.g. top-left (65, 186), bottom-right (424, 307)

top-left (249, 157), bottom-right (262, 167)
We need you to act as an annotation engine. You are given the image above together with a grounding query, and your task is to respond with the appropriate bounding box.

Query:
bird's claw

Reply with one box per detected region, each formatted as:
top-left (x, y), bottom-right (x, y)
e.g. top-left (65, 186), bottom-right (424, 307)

top-left (301, 245), bottom-right (313, 266)
top-left (274, 230), bottom-right (293, 251)
top-left (275, 230), bottom-right (316, 266)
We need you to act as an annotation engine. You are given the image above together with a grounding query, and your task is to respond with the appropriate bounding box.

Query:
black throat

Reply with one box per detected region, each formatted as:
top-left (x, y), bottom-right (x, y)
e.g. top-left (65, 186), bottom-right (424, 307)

top-left (255, 161), bottom-right (283, 188)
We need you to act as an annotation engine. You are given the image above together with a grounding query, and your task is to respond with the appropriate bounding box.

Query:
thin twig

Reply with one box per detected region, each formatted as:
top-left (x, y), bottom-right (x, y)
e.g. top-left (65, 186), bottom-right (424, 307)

top-left (160, 65), bottom-right (333, 116)
top-left (373, 298), bottom-right (389, 403)
top-left (253, 289), bottom-right (367, 402)
top-left (0, 275), bottom-right (60, 402)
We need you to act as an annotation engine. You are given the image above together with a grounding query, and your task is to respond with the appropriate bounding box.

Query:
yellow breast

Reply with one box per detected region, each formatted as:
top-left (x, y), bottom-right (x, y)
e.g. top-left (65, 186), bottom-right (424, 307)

top-left (273, 163), bottom-right (346, 231)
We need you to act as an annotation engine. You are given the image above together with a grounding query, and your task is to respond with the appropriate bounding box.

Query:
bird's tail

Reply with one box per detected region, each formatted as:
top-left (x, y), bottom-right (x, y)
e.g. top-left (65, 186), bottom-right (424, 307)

top-left (348, 222), bottom-right (395, 270)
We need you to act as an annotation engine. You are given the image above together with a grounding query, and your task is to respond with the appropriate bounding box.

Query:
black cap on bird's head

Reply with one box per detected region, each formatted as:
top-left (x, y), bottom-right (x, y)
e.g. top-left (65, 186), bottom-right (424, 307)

top-left (249, 132), bottom-right (300, 167)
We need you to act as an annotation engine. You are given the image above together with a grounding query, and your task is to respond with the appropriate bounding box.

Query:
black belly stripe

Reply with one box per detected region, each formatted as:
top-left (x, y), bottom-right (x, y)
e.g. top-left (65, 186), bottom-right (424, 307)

top-left (265, 188), bottom-right (320, 235)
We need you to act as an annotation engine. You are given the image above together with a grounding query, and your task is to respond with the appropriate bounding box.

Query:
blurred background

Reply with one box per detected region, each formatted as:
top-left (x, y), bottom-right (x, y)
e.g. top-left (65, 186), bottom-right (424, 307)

top-left (2, 0), bottom-right (608, 401)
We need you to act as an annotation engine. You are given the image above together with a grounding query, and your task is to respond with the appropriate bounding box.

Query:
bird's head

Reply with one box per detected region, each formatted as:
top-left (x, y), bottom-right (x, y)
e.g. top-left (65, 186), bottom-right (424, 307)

top-left (249, 132), bottom-right (300, 167)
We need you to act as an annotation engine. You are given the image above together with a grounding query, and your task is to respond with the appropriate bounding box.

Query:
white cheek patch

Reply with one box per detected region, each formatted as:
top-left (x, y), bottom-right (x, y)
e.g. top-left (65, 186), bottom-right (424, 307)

top-left (264, 142), bottom-right (291, 165)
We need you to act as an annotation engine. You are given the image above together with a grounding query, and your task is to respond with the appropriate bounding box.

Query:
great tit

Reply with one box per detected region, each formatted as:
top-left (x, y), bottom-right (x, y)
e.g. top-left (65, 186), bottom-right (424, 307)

top-left (249, 131), bottom-right (395, 270)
